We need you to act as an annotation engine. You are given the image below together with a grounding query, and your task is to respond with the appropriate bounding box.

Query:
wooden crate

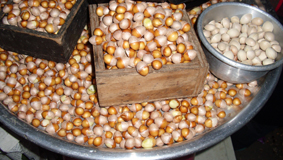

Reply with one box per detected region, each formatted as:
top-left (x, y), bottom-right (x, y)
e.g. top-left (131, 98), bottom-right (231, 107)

top-left (89, 4), bottom-right (209, 107)
top-left (0, 0), bottom-right (88, 63)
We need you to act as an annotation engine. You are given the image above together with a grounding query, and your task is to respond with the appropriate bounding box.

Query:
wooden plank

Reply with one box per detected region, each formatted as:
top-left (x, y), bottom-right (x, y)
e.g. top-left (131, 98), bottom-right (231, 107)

top-left (60, 0), bottom-right (88, 61)
top-left (89, 4), bottom-right (105, 71)
top-left (96, 66), bottom-right (207, 106)
top-left (182, 8), bottom-right (208, 68)
top-left (90, 4), bottom-right (209, 106)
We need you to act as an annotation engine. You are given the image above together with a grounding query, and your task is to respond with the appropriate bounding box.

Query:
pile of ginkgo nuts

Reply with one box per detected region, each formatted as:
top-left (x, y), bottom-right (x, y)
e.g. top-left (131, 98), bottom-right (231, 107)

top-left (1, 0), bottom-right (77, 34)
top-left (89, 0), bottom-right (198, 76)
top-left (0, 1), bottom-right (258, 150)
top-left (186, 0), bottom-right (215, 25)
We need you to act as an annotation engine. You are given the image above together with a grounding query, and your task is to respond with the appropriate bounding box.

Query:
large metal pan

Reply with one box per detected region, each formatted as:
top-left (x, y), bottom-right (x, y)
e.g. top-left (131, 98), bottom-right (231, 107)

top-left (0, 0), bottom-right (281, 159)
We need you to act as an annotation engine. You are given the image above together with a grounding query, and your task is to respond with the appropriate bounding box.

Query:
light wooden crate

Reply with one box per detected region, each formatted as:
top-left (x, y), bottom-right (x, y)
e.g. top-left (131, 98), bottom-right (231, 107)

top-left (89, 4), bottom-right (209, 107)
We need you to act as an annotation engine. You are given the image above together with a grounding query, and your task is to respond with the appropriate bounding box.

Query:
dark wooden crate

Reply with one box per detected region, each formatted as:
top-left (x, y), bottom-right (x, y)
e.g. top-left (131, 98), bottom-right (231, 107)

top-left (0, 0), bottom-right (88, 63)
top-left (89, 4), bottom-right (209, 107)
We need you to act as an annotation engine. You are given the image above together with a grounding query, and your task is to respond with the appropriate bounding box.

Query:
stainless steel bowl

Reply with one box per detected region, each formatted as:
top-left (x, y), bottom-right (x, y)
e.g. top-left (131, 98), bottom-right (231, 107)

top-left (197, 2), bottom-right (283, 83)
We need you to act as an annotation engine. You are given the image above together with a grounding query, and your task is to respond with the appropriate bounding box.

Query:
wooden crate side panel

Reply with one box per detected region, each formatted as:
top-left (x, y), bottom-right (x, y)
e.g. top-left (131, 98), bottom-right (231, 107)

top-left (0, 28), bottom-right (65, 61)
top-left (187, 28), bottom-right (208, 68)
top-left (182, 8), bottom-right (208, 69)
top-left (61, 0), bottom-right (88, 61)
top-left (96, 67), bottom-right (205, 106)
top-left (89, 4), bottom-right (107, 71)
top-left (180, 8), bottom-right (209, 95)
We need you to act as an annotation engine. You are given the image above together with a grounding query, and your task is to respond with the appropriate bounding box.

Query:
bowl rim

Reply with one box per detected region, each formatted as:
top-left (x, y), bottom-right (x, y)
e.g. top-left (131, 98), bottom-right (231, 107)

top-left (197, 2), bottom-right (283, 72)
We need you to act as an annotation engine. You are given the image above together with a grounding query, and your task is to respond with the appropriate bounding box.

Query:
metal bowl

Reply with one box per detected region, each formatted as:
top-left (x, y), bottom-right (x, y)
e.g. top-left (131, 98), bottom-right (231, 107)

top-left (197, 2), bottom-right (283, 83)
